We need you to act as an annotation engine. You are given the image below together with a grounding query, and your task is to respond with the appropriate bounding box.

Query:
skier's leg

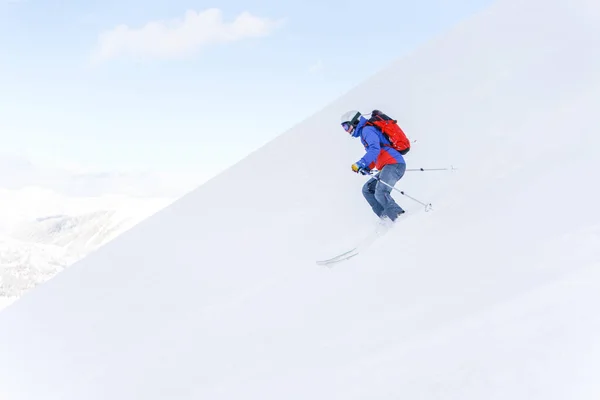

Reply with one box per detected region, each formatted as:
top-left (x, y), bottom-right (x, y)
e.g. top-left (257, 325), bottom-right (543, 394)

top-left (362, 175), bottom-right (384, 217)
top-left (374, 163), bottom-right (406, 221)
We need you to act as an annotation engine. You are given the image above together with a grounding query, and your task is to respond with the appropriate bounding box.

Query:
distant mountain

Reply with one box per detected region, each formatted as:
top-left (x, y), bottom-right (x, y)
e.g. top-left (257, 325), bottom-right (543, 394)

top-left (13, 210), bottom-right (140, 256)
top-left (0, 188), bottom-right (175, 308)
top-left (0, 153), bottom-right (203, 198)
top-left (0, 186), bottom-right (173, 233)
top-left (0, 236), bottom-right (72, 298)
top-left (0, 154), bottom-right (187, 309)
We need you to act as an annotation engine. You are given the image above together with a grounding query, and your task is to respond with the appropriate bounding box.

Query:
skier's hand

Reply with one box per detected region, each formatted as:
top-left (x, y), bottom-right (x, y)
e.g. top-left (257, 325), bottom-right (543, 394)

top-left (351, 162), bottom-right (370, 175)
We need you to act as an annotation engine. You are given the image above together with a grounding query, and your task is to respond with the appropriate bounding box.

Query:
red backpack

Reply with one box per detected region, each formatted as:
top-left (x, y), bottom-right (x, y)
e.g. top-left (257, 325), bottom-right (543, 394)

top-left (365, 109), bottom-right (411, 155)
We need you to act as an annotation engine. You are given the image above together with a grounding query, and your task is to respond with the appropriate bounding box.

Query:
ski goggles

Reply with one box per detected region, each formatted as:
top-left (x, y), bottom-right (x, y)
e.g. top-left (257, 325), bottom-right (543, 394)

top-left (341, 122), bottom-right (353, 133)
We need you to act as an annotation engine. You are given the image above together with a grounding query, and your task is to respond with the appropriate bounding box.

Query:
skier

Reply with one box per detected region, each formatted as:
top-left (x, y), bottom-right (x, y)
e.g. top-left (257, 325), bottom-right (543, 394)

top-left (340, 110), bottom-right (406, 222)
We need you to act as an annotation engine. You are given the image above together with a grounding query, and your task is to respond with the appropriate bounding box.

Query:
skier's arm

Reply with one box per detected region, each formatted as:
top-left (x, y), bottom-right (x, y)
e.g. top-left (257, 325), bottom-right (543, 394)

top-left (357, 127), bottom-right (381, 168)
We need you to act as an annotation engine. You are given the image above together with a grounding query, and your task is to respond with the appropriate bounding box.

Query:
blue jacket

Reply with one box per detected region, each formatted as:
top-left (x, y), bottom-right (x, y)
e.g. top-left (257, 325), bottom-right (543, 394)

top-left (353, 116), bottom-right (405, 170)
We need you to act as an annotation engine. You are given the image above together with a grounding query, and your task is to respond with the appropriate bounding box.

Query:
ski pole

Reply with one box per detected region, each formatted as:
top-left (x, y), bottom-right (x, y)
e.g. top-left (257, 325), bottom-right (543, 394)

top-left (406, 165), bottom-right (457, 172)
top-left (372, 175), bottom-right (433, 212)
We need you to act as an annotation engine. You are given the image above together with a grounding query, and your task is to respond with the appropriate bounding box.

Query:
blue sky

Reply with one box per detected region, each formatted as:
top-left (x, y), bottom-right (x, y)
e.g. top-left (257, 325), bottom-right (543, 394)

top-left (0, 0), bottom-right (493, 178)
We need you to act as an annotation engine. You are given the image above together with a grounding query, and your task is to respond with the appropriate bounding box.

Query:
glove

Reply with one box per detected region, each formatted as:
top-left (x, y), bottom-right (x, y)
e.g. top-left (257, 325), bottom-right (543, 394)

top-left (351, 162), bottom-right (370, 175)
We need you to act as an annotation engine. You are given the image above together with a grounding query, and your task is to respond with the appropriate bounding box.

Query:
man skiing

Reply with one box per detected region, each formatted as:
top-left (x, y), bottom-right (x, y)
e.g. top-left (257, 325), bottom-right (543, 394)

top-left (340, 110), bottom-right (406, 222)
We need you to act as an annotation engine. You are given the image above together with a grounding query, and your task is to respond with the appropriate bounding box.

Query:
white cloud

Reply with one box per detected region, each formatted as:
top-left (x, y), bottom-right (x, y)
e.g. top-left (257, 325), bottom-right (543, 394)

top-left (91, 8), bottom-right (285, 63)
top-left (309, 59), bottom-right (323, 73)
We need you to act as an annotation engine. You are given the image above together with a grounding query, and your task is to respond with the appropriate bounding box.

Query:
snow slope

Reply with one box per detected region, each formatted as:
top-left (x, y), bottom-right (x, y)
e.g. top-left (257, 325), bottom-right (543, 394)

top-left (1, 0), bottom-right (600, 398)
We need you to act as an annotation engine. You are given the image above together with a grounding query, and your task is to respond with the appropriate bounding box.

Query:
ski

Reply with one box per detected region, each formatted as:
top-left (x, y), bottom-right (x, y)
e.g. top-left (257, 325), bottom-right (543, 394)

top-left (316, 221), bottom-right (394, 267)
top-left (316, 248), bottom-right (359, 266)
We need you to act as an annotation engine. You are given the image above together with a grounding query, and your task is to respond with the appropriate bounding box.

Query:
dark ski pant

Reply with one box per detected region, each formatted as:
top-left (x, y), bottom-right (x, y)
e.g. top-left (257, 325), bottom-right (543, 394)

top-left (362, 163), bottom-right (406, 221)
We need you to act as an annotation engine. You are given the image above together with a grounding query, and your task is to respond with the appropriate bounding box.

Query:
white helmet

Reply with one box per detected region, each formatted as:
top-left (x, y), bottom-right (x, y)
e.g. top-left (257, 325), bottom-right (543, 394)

top-left (340, 110), bottom-right (361, 125)
top-left (340, 110), bottom-right (362, 133)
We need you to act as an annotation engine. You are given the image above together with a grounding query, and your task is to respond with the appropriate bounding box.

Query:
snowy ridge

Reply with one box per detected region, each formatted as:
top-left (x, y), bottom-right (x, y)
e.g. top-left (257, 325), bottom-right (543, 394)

top-left (0, 236), bottom-right (72, 298)
top-left (0, 209), bottom-right (149, 300)
top-left (0, 0), bottom-right (599, 398)
top-left (14, 210), bottom-right (145, 255)
top-left (0, 191), bottom-right (174, 304)
top-left (0, 187), bottom-right (174, 232)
